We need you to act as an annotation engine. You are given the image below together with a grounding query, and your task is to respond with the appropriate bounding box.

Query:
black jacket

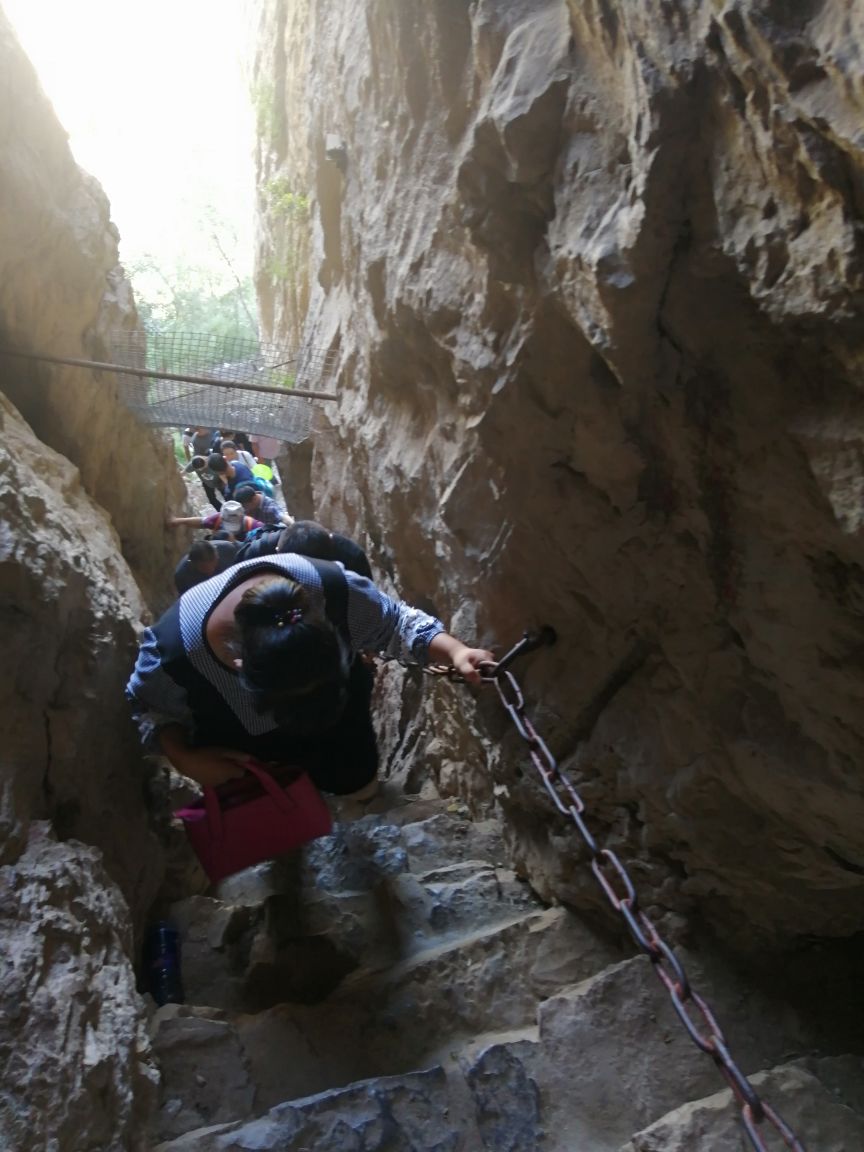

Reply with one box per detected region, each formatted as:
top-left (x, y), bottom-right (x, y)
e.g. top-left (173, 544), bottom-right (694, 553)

top-left (234, 528), bottom-right (373, 578)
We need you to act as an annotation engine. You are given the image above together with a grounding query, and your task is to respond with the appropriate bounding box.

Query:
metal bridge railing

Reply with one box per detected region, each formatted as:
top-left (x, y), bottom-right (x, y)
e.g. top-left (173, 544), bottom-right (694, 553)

top-left (110, 330), bottom-right (339, 443)
top-left (0, 331), bottom-right (340, 445)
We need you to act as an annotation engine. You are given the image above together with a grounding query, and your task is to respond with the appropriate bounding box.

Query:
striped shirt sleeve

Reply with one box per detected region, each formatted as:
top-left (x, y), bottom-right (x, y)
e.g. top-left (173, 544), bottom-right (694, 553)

top-left (125, 627), bottom-right (194, 750)
top-left (343, 571), bottom-right (444, 663)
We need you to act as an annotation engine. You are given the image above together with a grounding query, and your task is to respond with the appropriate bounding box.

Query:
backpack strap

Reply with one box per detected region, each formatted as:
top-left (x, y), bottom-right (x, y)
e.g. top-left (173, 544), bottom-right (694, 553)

top-left (307, 557), bottom-right (349, 644)
top-left (149, 600), bottom-right (234, 725)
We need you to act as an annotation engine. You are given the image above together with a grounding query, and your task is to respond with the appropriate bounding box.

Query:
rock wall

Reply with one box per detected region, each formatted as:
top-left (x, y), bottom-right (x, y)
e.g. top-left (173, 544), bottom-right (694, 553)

top-left (0, 381), bottom-right (164, 1149)
top-left (0, 827), bottom-right (158, 1150)
top-left (0, 9), bottom-right (183, 610)
top-left (254, 0), bottom-right (864, 950)
top-left (0, 2), bottom-right (178, 918)
top-left (0, 10), bottom-right (178, 1145)
top-left (0, 391), bottom-right (165, 906)
top-left (251, 0), bottom-right (313, 351)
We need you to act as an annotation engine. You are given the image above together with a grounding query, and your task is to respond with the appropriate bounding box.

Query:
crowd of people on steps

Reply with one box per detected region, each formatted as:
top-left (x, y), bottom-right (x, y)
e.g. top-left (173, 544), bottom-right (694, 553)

top-left (126, 427), bottom-right (493, 803)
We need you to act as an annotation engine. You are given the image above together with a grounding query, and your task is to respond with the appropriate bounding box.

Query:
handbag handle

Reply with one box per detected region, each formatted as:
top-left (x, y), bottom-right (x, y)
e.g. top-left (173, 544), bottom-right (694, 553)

top-left (203, 783), bottom-right (225, 843)
top-left (242, 760), bottom-right (302, 817)
top-left (203, 759), bottom-right (300, 843)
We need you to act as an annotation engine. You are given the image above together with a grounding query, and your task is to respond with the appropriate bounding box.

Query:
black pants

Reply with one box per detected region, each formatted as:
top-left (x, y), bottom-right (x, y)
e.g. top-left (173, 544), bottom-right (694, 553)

top-left (288, 659), bottom-right (378, 794)
top-left (201, 480), bottom-right (222, 511)
top-left (189, 658), bottom-right (378, 796)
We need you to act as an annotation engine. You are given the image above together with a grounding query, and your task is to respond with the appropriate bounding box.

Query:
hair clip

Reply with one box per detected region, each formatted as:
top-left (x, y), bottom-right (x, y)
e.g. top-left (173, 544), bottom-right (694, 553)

top-left (273, 608), bottom-right (302, 628)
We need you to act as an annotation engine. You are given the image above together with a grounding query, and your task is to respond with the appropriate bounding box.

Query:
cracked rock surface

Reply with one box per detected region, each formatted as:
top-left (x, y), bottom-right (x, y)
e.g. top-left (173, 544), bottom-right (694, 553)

top-left (254, 0), bottom-right (864, 949)
top-left (149, 792), bottom-right (863, 1150)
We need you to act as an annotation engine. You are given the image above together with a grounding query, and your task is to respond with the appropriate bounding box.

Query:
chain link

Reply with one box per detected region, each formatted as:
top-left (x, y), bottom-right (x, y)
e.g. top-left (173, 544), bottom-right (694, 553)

top-left (378, 633), bottom-right (806, 1146)
top-left (484, 657), bottom-right (806, 1151)
top-left (378, 630), bottom-right (809, 1146)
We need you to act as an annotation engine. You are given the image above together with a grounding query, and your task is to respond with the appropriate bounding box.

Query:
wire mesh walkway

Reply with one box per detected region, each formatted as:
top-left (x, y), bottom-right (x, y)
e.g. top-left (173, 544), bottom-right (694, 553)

top-left (108, 331), bottom-right (338, 443)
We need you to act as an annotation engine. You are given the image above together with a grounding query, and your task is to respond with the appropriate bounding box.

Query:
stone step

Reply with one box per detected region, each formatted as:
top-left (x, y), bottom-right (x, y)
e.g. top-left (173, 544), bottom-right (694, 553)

top-left (168, 864), bottom-right (538, 1014)
top-left (152, 1002), bottom-right (858, 1152)
top-left (390, 862), bottom-right (538, 948)
top-left (398, 812), bottom-right (508, 874)
top-left (618, 1057), bottom-right (864, 1151)
top-left (149, 1006), bottom-right (255, 1141)
top-left (154, 1065), bottom-right (469, 1151)
top-left (150, 790), bottom-right (857, 1152)
top-left (322, 904), bottom-right (620, 1044)
top-left (150, 904), bottom-right (620, 1141)
top-left (167, 809), bottom-right (529, 1014)
top-left (208, 803), bottom-right (505, 910)
top-left (451, 951), bottom-right (816, 1152)
top-left (452, 1027), bottom-right (544, 1152)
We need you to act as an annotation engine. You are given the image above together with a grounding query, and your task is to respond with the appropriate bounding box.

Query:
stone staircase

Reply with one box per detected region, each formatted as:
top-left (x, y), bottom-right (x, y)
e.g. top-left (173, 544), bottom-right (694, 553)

top-left (149, 787), bottom-right (864, 1151)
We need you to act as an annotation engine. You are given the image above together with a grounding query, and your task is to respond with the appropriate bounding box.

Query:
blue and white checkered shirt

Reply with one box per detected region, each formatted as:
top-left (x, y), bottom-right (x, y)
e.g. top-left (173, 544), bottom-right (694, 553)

top-left (126, 553), bottom-right (444, 747)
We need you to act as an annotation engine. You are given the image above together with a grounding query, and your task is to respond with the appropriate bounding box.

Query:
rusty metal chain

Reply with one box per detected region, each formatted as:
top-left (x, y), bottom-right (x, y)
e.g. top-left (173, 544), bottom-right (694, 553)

top-left (381, 627), bottom-right (806, 1149)
top-left (480, 632), bottom-right (806, 1152)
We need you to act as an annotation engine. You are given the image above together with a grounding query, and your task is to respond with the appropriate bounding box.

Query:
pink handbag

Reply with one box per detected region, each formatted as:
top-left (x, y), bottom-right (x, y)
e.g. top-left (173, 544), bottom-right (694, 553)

top-left (175, 760), bottom-right (333, 883)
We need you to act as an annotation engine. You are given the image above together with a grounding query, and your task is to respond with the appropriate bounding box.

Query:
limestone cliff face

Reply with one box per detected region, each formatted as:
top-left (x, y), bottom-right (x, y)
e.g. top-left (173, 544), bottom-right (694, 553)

top-left (0, 6), bottom-right (174, 907)
top-left (252, 0), bottom-right (313, 351)
top-left (0, 392), bottom-right (164, 908)
top-left (0, 397), bottom-right (166, 1126)
top-left (255, 0), bottom-right (864, 948)
top-left (0, 10), bottom-right (183, 608)
top-left (0, 12), bottom-right (172, 1143)
top-left (0, 826), bottom-right (158, 1150)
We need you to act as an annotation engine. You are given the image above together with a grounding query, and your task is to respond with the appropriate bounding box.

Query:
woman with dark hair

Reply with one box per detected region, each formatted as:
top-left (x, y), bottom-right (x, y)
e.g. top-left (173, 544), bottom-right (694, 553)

top-left (126, 553), bottom-right (493, 797)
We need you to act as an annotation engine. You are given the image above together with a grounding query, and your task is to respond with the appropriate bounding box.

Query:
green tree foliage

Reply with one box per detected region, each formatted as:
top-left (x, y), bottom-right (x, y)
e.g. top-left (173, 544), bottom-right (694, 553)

top-left (129, 256), bottom-right (257, 344)
top-left (125, 203), bottom-right (259, 373)
top-left (264, 177), bottom-right (310, 221)
top-left (252, 79), bottom-right (285, 149)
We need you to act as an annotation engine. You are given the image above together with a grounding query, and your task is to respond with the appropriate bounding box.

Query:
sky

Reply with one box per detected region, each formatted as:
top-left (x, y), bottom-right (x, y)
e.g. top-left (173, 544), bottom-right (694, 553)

top-left (3, 0), bottom-right (256, 287)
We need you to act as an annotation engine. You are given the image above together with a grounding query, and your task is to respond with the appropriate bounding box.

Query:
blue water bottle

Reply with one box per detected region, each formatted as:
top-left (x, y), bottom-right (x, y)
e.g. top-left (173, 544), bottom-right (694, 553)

top-left (145, 920), bottom-right (184, 1006)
